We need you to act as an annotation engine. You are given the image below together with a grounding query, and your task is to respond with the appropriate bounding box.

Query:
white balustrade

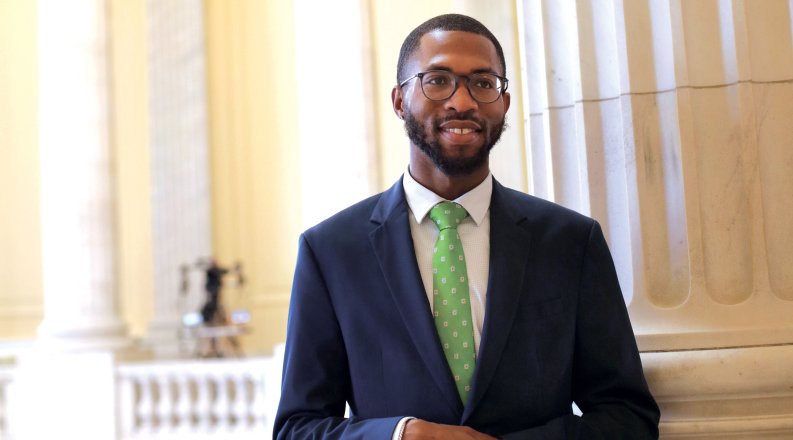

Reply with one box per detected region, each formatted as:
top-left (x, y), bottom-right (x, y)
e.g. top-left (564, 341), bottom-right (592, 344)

top-left (0, 366), bottom-right (14, 440)
top-left (116, 351), bottom-right (282, 440)
top-left (0, 347), bottom-right (287, 440)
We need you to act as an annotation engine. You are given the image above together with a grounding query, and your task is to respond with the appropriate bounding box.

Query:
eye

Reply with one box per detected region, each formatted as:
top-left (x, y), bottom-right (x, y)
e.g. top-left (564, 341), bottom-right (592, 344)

top-left (423, 72), bottom-right (452, 86)
top-left (473, 75), bottom-right (497, 90)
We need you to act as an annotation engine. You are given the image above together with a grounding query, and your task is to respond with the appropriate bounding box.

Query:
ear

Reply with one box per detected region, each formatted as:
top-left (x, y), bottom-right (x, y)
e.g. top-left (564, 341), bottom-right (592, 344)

top-left (391, 85), bottom-right (405, 120)
top-left (502, 91), bottom-right (511, 114)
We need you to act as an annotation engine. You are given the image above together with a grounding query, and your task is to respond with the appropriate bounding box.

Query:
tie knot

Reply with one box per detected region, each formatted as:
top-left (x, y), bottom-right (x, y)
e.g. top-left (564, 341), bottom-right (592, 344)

top-left (429, 201), bottom-right (468, 231)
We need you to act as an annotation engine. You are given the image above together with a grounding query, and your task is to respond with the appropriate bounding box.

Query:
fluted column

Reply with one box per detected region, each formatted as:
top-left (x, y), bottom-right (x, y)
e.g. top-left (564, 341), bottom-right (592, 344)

top-left (517, 0), bottom-right (793, 436)
top-left (37, 0), bottom-right (127, 350)
top-left (144, 0), bottom-right (213, 355)
top-left (11, 1), bottom-right (124, 437)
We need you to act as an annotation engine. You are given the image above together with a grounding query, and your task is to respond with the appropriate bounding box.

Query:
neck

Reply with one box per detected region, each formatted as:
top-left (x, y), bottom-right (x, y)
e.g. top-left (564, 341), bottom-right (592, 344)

top-left (408, 154), bottom-right (490, 200)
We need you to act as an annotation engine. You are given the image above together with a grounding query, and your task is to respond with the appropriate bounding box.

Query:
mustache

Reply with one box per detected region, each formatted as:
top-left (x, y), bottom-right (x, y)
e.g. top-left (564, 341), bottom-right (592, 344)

top-left (435, 111), bottom-right (485, 127)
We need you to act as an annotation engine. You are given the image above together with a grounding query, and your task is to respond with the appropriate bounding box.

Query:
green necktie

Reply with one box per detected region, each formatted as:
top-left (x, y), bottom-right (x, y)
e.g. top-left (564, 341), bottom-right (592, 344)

top-left (430, 201), bottom-right (476, 404)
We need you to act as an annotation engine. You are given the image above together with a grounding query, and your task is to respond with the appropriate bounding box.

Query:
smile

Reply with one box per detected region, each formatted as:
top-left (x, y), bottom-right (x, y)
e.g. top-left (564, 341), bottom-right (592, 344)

top-left (438, 127), bottom-right (482, 145)
top-left (438, 119), bottom-right (483, 141)
top-left (444, 127), bottom-right (477, 135)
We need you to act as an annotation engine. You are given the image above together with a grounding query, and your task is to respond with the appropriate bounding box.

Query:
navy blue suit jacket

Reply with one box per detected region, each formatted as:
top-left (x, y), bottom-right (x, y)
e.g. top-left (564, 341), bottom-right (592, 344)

top-left (275, 178), bottom-right (659, 439)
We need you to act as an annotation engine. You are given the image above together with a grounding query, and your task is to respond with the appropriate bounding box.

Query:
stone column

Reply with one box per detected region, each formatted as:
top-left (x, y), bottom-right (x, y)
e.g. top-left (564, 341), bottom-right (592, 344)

top-left (11, 1), bottom-right (125, 437)
top-left (37, 0), bottom-right (127, 350)
top-left (294, 0), bottom-right (379, 227)
top-left (517, 0), bottom-right (793, 436)
top-left (144, 0), bottom-right (213, 356)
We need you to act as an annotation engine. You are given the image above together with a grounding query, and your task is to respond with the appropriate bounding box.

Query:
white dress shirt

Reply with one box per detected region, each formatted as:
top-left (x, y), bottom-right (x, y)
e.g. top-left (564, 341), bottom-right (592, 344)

top-left (402, 168), bottom-right (492, 354)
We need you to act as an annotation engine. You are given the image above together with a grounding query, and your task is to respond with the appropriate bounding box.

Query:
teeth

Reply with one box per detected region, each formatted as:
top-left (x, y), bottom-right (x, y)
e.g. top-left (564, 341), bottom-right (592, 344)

top-left (446, 128), bottom-right (474, 135)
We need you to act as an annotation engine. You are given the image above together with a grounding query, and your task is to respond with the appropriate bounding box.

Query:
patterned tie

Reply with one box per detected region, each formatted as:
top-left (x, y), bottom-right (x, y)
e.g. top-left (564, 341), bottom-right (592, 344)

top-left (429, 201), bottom-right (476, 404)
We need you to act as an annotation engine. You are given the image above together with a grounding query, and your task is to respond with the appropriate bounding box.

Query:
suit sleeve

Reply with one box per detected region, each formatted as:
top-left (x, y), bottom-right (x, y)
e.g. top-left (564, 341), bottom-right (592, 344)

top-left (273, 234), bottom-right (403, 440)
top-left (501, 221), bottom-right (660, 439)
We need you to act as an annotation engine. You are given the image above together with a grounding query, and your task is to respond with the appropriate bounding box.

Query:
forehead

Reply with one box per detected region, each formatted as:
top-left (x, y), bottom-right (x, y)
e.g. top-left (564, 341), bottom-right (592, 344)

top-left (410, 30), bottom-right (501, 75)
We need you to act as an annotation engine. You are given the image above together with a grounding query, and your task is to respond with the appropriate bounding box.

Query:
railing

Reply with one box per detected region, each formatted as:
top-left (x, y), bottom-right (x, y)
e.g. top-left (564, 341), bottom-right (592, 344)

top-left (0, 346), bottom-right (286, 439)
top-left (116, 348), bottom-right (283, 440)
top-left (0, 365), bottom-right (14, 440)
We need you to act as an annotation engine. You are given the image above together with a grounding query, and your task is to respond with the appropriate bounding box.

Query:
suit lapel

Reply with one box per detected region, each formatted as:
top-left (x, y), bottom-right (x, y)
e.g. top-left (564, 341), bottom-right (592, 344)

top-left (369, 179), bottom-right (464, 416)
top-left (463, 181), bottom-right (532, 422)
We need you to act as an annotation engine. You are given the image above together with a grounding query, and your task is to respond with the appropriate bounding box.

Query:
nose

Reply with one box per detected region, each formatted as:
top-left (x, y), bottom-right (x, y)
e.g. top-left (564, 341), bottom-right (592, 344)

top-left (443, 80), bottom-right (479, 113)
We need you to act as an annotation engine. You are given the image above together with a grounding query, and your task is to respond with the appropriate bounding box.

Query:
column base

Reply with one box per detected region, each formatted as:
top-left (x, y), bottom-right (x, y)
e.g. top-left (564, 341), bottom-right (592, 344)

top-left (143, 318), bottom-right (191, 359)
top-left (36, 318), bottom-right (130, 352)
top-left (641, 343), bottom-right (793, 439)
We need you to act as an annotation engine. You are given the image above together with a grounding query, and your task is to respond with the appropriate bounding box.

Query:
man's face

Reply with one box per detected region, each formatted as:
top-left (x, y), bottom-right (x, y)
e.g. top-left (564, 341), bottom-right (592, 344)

top-left (393, 30), bottom-right (510, 177)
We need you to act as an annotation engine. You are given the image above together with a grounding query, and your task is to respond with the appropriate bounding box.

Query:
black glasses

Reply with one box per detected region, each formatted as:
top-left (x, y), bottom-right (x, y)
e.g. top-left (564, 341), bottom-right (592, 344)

top-left (399, 70), bottom-right (508, 104)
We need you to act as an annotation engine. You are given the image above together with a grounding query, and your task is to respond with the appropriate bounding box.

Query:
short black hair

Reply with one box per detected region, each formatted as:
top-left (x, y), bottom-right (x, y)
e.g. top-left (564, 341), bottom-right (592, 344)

top-left (396, 14), bottom-right (506, 83)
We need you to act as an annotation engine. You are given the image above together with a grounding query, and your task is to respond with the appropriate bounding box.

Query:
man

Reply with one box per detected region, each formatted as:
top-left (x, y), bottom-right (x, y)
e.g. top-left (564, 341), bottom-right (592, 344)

top-left (275, 14), bottom-right (659, 439)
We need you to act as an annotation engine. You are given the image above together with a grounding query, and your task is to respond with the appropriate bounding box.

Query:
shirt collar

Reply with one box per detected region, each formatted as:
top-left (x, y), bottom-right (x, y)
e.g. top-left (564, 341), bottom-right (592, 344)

top-left (402, 167), bottom-right (492, 226)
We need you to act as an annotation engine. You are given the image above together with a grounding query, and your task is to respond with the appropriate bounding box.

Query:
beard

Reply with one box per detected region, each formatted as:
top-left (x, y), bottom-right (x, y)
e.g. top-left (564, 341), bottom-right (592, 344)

top-left (404, 109), bottom-right (506, 177)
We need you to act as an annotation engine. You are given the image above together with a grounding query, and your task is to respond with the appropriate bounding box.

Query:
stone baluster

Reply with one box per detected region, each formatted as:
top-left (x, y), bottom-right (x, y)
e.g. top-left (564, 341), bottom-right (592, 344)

top-left (246, 373), bottom-right (259, 429)
top-left (215, 373), bottom-right (231, 431)
top-left (173, 374), bottom-right (193, 434)
top-left (158, 374), bottom-right (176, 431)
top-left (138, 376), bottom-right (155, 433)
top-left (194, 371), bottom-right (213, 431)
top-left (226, 372), bottom-right (238, 431)
top-left (229, 372), bottom-right (246, 431)
top-left (116, 373), bottom-right (136, 437)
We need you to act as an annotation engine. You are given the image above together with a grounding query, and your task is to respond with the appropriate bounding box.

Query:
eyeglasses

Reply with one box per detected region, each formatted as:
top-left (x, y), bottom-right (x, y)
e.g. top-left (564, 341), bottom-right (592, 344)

top-left (399, 70), bottom-right (508, 104)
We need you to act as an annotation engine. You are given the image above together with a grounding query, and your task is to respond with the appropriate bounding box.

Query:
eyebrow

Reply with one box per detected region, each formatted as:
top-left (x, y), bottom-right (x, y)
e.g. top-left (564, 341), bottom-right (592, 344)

top-left (424, 64), bottom-right (501, 76)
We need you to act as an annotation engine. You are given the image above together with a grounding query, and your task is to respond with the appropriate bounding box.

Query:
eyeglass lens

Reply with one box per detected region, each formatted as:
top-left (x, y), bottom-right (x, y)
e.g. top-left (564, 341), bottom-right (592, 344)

top-left (420, 71), bottom-right (503, 103)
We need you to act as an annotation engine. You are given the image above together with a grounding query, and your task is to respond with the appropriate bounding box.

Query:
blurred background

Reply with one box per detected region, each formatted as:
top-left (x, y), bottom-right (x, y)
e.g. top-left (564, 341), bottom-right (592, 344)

top-left (1, 0), bottom-right (792, 438)
top-left (0, 0), bottom-right (532, 356)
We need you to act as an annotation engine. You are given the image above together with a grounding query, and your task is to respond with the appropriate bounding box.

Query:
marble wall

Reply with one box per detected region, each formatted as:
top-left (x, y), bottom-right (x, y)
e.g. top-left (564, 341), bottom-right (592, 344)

top-left (0, 0), bottom-right (43, 340)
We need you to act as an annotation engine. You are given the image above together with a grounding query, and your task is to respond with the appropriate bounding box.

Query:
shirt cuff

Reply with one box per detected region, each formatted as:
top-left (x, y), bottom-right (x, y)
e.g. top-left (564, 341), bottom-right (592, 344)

top-left (391, 417), bottom-right (416, 440)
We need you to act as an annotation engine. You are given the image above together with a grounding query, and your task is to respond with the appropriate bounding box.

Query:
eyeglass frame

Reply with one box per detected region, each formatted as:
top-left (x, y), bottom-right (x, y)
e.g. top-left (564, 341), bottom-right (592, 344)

top-left (398, 70), bottom-right (509, 104)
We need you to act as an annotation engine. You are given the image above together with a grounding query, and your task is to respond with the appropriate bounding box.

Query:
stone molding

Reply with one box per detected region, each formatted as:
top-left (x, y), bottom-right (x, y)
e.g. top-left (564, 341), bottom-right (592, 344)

top-left (643, 344), bottom-right (793, 438)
